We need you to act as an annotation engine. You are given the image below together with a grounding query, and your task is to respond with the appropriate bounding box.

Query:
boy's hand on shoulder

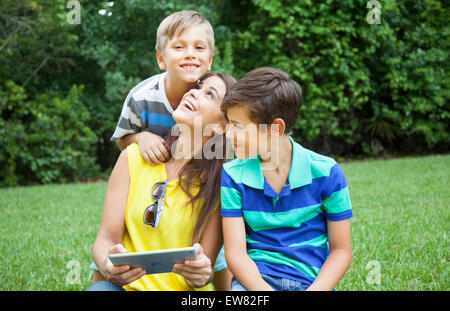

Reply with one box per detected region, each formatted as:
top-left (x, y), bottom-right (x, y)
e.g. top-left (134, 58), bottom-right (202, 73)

top-left (136, 132), bottom-right (170, 165)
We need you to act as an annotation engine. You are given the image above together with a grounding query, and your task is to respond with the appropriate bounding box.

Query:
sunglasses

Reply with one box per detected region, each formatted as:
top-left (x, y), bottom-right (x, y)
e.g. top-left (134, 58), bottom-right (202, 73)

top-left (143, 180), bottom-right (168, 227)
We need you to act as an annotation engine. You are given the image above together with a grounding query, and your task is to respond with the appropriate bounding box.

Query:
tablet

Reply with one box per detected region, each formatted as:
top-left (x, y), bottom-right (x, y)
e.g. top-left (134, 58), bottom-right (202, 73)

top-left (108, 247), bottom-right (197, 274)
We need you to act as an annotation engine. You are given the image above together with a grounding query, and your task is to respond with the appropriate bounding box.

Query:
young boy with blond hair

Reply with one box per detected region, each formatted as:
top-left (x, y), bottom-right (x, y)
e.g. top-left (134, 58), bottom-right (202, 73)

top-left (111, 10), bottom-right (214, 164)
top-left (221, 67), bottom-right (353, 291)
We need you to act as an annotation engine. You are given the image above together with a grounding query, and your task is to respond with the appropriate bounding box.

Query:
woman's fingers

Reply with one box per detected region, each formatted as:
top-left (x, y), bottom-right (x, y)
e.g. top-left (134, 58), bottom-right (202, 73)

top-left (108, 263), bottom-right (130, 275)
top-left (172, 243), bottom-right (212, 287)
top-left (192, 242), bottom-right (203, 255)
top-left (173, 263), bottom-right (211, 287)
top-left (108, 243), bottom-right (128, 255)
top-left (105, 244), bottom-right (145, 285)
top-left (106, 244), bottom-right (129, 275)
top-left (173, 261), bottom-right (209, 274)
top-left (175, 270), bottom-right (208, 284)
top-left (121, 267), bottom-right (146, 284)
top-left (107, 264), bottom-right (145, 286)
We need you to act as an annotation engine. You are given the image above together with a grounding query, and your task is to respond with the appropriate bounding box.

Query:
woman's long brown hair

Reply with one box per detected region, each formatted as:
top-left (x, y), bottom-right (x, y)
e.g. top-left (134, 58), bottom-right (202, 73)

top-left (163, 72), bottom-right (237, 243)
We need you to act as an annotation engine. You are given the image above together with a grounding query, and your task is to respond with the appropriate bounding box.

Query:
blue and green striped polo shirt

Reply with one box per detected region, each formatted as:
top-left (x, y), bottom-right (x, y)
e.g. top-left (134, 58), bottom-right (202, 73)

top-left (220, 136), bottom-right (353, 286)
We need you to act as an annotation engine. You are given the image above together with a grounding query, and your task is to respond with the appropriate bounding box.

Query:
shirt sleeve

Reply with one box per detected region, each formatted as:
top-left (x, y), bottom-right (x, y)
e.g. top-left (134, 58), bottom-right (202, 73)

top-left (220, 167), bottom-right (243, 217)
top-left (110, 94), bottom-right (142, 141)
top-left (322, 163), bottom-right (353, 221)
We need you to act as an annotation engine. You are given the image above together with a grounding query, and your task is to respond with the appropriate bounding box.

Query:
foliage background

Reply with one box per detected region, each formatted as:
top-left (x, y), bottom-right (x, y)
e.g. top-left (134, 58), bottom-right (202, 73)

top-left (1, 0), bottom-right (449, 186)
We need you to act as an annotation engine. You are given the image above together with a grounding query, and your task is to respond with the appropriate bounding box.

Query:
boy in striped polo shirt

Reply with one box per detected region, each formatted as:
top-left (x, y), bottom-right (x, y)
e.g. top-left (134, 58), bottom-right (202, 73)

top-left (111, 10), bottom-right (214, 164)
top-left (220, 67), bottom-right (353, 291)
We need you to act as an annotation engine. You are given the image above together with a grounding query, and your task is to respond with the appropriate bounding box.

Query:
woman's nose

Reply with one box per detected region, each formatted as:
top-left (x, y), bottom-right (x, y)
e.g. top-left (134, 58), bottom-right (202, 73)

top-left (189, 88), bottom-right (200, 98)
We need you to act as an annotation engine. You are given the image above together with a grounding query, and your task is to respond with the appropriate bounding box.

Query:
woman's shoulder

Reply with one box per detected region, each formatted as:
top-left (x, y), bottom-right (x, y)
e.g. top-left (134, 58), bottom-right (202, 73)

top-left (126, 143), bottom-right (166, 178)
top-left (126, 143), bottom-right (146, 165)
top-left (126, 142), bottom-right (139, 154)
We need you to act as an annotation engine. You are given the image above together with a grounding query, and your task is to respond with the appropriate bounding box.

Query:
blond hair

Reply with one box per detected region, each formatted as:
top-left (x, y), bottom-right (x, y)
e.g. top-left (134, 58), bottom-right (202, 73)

top-left (155, 10), bottom-right (215, 56)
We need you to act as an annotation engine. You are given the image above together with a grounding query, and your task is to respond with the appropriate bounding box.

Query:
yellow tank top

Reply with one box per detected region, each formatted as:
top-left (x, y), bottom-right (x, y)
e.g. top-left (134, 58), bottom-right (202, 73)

top-left (122, 143), bottom-right (213, 291)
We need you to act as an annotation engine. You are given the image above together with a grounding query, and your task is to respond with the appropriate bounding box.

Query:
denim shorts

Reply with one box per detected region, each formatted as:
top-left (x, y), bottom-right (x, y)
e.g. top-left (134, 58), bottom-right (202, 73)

top-left (213, 246), bottom-right (227, 272)
top-left (231, 273), bottom-right (309, 291)
top-left (86, 281), bottom-right (125, 291)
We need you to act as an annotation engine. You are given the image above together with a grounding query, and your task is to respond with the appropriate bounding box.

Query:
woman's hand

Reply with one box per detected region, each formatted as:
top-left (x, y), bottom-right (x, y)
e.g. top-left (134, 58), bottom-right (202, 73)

top-left (102, 244), bottom-right (146, 287)
top-left (172, 243), bottom-right (213, 288)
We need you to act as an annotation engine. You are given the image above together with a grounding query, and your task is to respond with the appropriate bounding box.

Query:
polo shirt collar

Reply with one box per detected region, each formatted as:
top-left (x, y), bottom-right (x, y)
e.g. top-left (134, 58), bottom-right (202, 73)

top-left (288, 136), bottom-right (312, 189)
top-left (242, 155), bottom-right (265, 189)
top-left (241, 136), bottom-right (312, 190)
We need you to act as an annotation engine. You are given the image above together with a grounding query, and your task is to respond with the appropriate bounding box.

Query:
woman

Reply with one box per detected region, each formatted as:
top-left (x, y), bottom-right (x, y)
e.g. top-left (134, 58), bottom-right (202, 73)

top-left (88, 72), bottom-right (236, 291)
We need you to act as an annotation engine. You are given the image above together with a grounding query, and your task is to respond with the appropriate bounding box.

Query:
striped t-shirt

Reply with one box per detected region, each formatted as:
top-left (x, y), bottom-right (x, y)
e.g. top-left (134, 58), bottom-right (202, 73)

top-left (220, 136), bottom-right (353, 286)
top-left (111, 72), bottom-right (175, 141)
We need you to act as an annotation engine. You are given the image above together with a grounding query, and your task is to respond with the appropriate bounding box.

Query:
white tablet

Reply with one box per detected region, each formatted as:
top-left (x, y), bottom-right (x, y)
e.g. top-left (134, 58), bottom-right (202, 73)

top-left (108, 247), bottom-right (197, 274)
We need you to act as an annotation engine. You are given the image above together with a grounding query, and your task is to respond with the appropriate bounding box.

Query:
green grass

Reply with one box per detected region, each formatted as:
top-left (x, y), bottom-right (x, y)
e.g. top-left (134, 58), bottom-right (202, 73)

top-left (0, 155), bottom-right (448, 290)
top-left (338, 155), bottom-right (449, 290)
top-left (0, 182), bottom-right (106, 290)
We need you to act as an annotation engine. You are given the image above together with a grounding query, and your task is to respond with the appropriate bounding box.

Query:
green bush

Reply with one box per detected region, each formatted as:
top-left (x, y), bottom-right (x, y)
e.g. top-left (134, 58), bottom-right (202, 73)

top-left (224, 0), bottom-right (449, 155)
top-left (1, 0), bottom-right (448, 186)
top-left (0, 81), bottom-right (99, 186)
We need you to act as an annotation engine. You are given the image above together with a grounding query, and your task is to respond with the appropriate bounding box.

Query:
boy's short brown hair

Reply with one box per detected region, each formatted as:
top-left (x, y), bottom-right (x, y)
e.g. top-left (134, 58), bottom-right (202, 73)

top-left (155, 10), bottom-right (215, 56)
top-left (221, 67), bottom-right (303, 131)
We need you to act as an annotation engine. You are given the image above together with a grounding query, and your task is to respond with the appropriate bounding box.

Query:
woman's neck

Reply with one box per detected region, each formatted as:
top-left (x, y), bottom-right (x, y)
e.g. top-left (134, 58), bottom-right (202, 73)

top-left (165, 128), bottom-right (209, 180)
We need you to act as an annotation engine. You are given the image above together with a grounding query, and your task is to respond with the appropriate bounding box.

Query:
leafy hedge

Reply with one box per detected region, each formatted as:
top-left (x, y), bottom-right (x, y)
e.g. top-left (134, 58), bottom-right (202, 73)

top-left (0, 0), bottom-right (448, 186)
top-left (224, 0), bottom-right (449, 155)
top-left (0, 81), bottom-right (99, 186)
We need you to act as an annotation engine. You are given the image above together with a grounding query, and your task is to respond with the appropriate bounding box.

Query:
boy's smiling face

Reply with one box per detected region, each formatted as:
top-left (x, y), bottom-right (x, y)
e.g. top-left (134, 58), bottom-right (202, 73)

top-left (225, 105), bottom-right (272, 160)
top-left (157, 24), bottom-right (213, 84)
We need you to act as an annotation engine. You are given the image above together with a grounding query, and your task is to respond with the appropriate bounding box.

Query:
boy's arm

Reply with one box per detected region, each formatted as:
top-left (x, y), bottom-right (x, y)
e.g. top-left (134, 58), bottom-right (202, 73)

top-left (116, 133), bottom-right (135, 150)
top-left (221, 167), bottom-right (272, 290)
top-left (222, 216), bottom-right (274, 291)
top-left (307, 163), bottom-right (352, 290)
top-left (112, 92), bottom-right (169, 164)
top-left (116, 133), bottom-right (138, 150)
top-left (306, 219), bottom-right (352, 291)
top-left (116, 131), bottom-right (169, 165)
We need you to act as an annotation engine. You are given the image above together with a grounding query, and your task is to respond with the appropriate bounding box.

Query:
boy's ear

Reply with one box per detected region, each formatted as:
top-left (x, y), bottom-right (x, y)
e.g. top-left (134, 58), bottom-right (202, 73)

top-left (207, 55), bottom-right (213, 71)
top-left (270, 118), bottom-right (286, 137)
top-left (156, 49), bottom-right (166, 71)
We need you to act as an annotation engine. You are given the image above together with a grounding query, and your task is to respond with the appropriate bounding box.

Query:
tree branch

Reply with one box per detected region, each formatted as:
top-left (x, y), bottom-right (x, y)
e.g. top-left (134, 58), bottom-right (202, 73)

top-left (22, 56), bottom-right (50, 87)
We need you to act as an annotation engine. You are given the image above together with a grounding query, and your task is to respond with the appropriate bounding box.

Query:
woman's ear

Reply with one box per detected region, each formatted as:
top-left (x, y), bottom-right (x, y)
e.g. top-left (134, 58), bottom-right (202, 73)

top-left (270, 118), bottom-right (286, 137)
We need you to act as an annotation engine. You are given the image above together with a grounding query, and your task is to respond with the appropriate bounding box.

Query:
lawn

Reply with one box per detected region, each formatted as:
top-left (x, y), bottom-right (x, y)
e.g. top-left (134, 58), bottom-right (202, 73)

top-left (0, 155), bottom-right (448, 291)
